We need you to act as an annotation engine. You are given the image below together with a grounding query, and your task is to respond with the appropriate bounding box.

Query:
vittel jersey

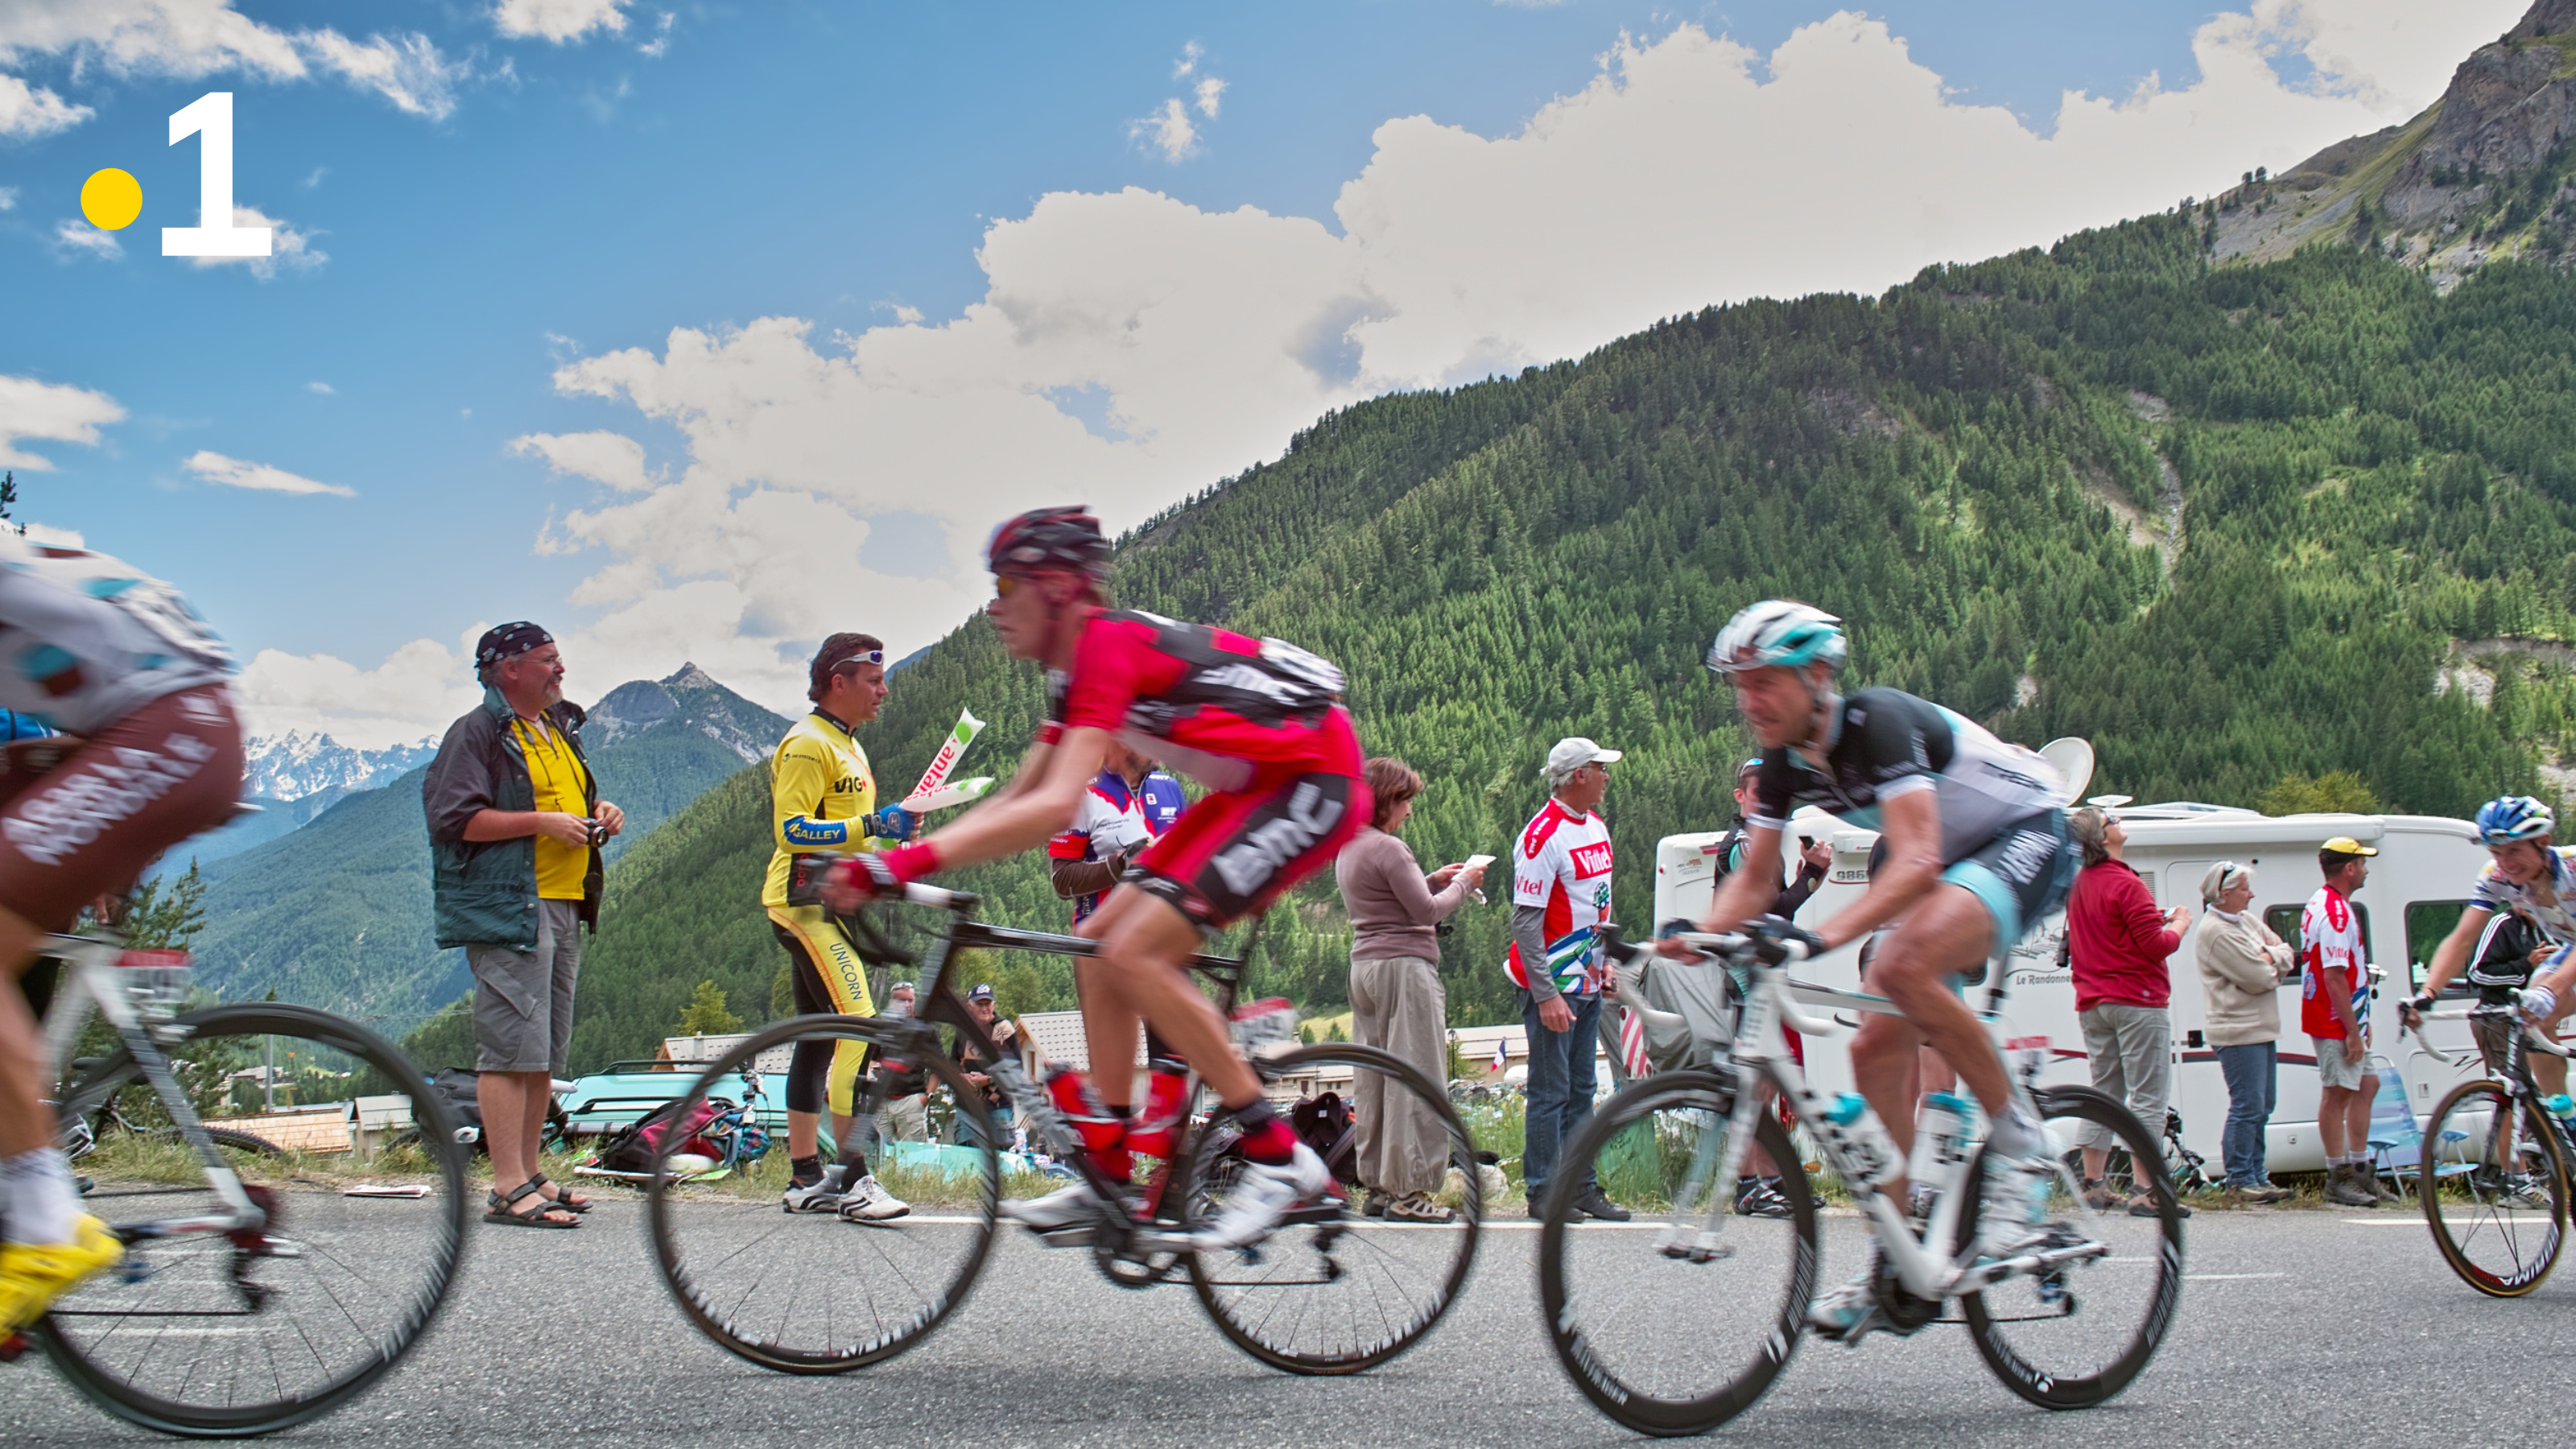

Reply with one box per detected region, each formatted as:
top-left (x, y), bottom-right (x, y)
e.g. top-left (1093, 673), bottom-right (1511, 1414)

top-left (2299, 884), bottom-right (2368, 1039)
top-left (1505, 799), bottom-right (1614, 995)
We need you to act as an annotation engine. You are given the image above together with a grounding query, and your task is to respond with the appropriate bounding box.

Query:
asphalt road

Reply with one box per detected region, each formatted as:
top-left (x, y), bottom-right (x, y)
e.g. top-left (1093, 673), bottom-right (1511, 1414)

top-left (6, 1198), bottom-right (2566, 1447)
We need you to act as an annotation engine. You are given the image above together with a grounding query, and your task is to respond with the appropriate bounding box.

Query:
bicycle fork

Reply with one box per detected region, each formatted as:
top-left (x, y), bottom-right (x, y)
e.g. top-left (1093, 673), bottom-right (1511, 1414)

top-left (54, 960), bottom-right (263, 1241)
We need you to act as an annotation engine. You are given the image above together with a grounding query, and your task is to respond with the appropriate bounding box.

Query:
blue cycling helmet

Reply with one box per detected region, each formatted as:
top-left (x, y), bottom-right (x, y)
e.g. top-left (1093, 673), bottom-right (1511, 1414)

top-left (1707, 601), bottom-right (1847, 677)
top-left (2475, 795), bottom-right (2556, 845)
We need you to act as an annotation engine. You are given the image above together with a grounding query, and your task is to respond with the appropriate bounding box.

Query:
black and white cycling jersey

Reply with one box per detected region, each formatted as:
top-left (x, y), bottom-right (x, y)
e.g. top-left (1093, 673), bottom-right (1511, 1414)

top-left (1748, 687), bottom-right (2068, 865)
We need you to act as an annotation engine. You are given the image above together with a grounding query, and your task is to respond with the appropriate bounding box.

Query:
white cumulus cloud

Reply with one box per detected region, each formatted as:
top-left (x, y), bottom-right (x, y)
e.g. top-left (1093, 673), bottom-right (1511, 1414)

top-left (1195, 76), bottom-right (1225, 119)
top-left (233, 636), bottom-right (482, 749)
top-left (1130, 97), bottom-right (1199, 162)
top-left (183, 450), bottom-right (355, 497)
top-left (493, 0), bottom-right (631, 43)
top-left (307, 380), bottom-right (332, 394)
top-left (0, 1), bottom-right (466, 126)
top-left (183, 204), bottom-right (326, 279)
top-left (51, 218), bottom-right (120, 259)
top-left (0, 72), bottom-right (88, 137)
top-left (0, 374), bottom-right (124, 471)
top-left (510, 430), bottom-right (657, 491)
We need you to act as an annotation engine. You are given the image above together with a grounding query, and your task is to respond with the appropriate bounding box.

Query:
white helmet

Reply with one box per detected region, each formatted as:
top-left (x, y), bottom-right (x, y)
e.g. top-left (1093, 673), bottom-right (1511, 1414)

top-left (1707, 601), bottom-right (1847, 677)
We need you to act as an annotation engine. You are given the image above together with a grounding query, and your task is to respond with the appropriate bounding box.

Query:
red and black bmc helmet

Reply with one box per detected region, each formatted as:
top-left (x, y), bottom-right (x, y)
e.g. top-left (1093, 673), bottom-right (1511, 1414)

top-left (985, 506), bottom-right (1111, 579)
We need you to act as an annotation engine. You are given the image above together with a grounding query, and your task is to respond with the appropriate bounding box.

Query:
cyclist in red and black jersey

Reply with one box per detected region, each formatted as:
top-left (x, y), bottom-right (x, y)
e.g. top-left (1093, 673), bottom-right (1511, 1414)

top-left (824, 506), bottom-right (1364, 1248)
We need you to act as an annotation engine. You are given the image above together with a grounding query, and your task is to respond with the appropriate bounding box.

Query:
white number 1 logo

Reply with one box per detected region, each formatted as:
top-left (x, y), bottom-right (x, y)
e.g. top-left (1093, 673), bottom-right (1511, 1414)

top-left (162, 93), bottom-right (270, 258)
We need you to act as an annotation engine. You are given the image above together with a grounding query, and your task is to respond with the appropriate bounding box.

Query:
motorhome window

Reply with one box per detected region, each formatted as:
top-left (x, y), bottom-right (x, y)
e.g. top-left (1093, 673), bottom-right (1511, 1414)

top-left (2405, 902), bottom-right (2474, 996)
top-left (2266, 903), bottom-right (2372, 966)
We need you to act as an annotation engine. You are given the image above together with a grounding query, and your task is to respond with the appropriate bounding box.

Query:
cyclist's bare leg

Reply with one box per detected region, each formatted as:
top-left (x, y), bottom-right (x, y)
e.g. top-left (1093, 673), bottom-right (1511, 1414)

top-left (2536, 997), bottom-right (2575, 1096)
top-left (1077, 884), bottom-right (1259, 1110)
top-left (0, 905), bottom-right (52, 1157)
top-left (1856, 886), bottom-right (2007, 1191)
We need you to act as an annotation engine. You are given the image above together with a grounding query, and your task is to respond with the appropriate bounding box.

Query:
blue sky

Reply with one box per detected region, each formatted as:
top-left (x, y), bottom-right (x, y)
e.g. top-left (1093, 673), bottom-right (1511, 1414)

top-left (0, 1), bottom-right (2528, 742)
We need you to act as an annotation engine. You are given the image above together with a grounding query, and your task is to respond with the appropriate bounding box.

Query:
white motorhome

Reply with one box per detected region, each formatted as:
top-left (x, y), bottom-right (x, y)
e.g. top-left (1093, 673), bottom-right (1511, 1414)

top-left (1653, 803), bottom-right (2496, 1171)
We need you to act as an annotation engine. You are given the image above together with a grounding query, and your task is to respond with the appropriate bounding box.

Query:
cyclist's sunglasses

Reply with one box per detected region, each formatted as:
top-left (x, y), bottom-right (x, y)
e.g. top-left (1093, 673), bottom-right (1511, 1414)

top-left (830, 649), bottom-right (885, 672)
top-left (992, 572), bottom-right (1027, 598)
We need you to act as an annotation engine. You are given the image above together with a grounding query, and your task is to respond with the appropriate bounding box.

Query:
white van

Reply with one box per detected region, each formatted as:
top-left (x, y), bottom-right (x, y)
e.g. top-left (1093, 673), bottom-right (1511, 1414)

top-left (1652, 803), bottom-right (2496, 1171)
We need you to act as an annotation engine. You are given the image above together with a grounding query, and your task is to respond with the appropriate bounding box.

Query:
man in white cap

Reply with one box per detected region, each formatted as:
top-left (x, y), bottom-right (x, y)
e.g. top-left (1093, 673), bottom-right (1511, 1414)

top-left (1506, 737), bottom-right (1629, 1221)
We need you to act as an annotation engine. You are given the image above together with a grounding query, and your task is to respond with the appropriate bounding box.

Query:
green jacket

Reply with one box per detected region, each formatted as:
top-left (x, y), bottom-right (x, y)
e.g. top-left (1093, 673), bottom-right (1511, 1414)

top-left (423, 687), bottom-right (603, 949)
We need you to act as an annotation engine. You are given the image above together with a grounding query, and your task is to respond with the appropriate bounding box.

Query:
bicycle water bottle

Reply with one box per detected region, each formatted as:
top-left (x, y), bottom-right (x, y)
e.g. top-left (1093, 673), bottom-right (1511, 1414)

top-left (2546, 1092), bottom-right (2576, 1131)
top-left (1910, 1092), bottom-right (1977, 1203)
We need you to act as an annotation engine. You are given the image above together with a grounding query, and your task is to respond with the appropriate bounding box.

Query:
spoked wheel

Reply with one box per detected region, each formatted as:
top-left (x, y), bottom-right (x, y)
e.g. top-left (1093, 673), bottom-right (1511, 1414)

top-left (1958, 1085), bottom-right (2182, 1411)
top-left (1181, 1043), bottom-right (1482, 1375)
top-left (2420, 1079), bottom-right (2569, 1298)
top-left (1537, 1069), bottom-right (1815, 1437)
top-left (39, 1004), bottom-right (471, 1438)
top-left (646, 1014), bottom-right (999, 1373)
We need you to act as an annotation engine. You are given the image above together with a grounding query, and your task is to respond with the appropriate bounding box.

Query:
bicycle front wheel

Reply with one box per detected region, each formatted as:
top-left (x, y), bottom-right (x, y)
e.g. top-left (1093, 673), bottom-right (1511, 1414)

top-left (647, 1014), bottom-right (999, 1373)
top-left (39, 1004), bottom-right (471, 1439)
top-left (1181, 1043), bottom-right (1482, 1375)
top-left (1957, 1085), bottom-right (2182, 1411)
top-left (1537, 1070), bottom-right (1815, 1437)
top-left (2421, 1079), bottom-right (2569, 1297)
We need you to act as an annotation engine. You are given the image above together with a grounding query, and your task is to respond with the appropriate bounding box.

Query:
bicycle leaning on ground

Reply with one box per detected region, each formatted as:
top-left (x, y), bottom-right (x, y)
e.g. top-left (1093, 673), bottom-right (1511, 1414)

top-left (11, 919), bottom-right (472, 1438)
top-left (646, 877), bottom-right (1482, 1377)
top-left (2409, 993), bottom-right (2576, 1297)
top-left (1537, 918), bottom-right (2183, 1437)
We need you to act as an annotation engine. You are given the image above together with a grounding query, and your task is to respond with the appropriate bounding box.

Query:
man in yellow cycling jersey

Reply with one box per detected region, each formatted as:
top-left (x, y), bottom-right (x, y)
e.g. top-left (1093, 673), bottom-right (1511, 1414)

top-left (764, 633), bottom-right (920, 1223)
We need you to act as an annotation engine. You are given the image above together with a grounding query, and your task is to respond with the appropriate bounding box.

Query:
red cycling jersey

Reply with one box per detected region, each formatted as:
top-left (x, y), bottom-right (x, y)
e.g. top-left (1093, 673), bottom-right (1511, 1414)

top-left (1041, 609), bottom-right (1349, 791)
top-left (1038, 609), bottom-right (1366, 929)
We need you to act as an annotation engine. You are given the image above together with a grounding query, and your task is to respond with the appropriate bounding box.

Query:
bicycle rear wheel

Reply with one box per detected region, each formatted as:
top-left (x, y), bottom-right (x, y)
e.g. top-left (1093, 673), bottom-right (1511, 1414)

top-left (647, 1015), bottom-right (999, 1373)
top-left (39, 1004), bottom-right (470, 1438)
top-left (1181, 1043), bottom-right (1482, 1375)
top-left (1957, 1085), bottom-right (2182, 1411)
top-left (1536, 1069), bottom-right (1814, 1436)
top-left (2420, 1079), bottom-right (2569, 1297)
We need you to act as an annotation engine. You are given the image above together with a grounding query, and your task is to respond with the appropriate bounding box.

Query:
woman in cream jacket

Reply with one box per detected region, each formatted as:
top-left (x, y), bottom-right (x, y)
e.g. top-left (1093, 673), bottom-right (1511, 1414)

top-left (2196, 860), bottom-right (2296, 1202)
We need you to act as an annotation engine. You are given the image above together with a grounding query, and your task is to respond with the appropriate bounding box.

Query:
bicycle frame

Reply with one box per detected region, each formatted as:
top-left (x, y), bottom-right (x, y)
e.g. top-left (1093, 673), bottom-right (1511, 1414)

top-left (1676, 934), bottom-right (2107, 1302)
top-left (828, 888), bottom-right (1255, 1253)
top-left (38, 933), bottom-right (262, 1237)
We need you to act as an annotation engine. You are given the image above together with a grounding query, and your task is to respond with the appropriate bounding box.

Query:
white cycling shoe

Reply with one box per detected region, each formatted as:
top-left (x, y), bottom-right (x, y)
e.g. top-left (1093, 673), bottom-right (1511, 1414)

top-left (1971, 1149), bottom-right (2059, 1260)
top-left (836, 1174), bottom-right (910, 1223)
top-left (781, 1166), bottom-right (848, 1214)
top-left (1807, 1261), bottom-right (1882, 1340)
top-left (1188, 1142), bottom-right (1333, 1251)
top-left (999, 1180), bottom-right (1099, 1232)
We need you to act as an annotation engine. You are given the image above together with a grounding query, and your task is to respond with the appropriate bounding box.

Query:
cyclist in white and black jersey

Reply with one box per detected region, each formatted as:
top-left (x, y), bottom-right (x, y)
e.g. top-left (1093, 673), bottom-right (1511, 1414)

top-left (2409, 795), bottom-right (2576, 1095)
top-left (1666, 601), bottom-right (2076, 1340)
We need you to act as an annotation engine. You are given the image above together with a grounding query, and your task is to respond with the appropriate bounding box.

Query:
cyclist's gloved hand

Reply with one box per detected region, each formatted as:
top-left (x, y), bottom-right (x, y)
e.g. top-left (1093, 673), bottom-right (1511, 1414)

top-left (865, 804), bottom-right (920, 842)
top-left (2524, 983), bottom-right (2558, 1022)
top-left (1748, 916), bottom-right (1827, 964)
top-left (2402, 991), bottom-right (2436, 1019)
top-left (1656, 917), bottom-right (1697, 940)
top-left (822, 844), bottom-right (939, 911)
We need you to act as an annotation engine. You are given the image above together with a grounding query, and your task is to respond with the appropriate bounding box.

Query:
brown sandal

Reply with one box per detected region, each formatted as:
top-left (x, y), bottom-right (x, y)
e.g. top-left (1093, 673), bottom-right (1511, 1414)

top-left (485, 1179), bottom-right (580, 1228)
top-left (530, 1172), bottom-right (592, 1213)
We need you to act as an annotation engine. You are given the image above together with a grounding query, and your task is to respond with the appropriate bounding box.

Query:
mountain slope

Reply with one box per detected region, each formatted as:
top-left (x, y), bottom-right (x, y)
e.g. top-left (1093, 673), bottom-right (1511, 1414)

top-left (191, 667), bottom-right (790, 1034)
top-left (566, 204), bottom-right (2576, 1059)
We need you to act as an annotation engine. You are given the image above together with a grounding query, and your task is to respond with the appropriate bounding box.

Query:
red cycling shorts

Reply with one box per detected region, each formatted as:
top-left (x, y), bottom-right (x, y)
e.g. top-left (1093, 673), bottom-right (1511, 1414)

top-left (0, 684), bottom-right (246, 932)
top-left (1130, 706), bottom-right (1368, 930)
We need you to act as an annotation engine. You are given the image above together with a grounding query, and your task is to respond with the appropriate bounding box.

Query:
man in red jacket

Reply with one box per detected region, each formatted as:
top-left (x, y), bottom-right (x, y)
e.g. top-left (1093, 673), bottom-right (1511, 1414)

top-left (2065, 807), bottom-right (2191, 1214)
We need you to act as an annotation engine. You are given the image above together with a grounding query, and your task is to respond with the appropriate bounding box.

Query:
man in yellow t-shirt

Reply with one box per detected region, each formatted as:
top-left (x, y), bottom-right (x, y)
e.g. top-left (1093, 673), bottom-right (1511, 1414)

top-left (766, 632), bottom-right (921, 1223)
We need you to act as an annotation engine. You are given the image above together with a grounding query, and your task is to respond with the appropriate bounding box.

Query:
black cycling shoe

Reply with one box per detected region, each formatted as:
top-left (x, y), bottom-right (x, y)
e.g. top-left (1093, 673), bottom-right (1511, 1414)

top-left (1733, 1176), bottom-right (1794, 1219)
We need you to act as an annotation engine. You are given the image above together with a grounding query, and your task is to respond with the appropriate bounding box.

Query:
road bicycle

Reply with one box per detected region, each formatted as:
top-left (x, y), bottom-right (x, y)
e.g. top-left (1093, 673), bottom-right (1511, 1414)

top-left (646, 880), bottom-right (1482, 1377)
top-left (2411, 995), bottom-right (2576, 1296)
top-left (1538, 919), bottom-right (2182, 1437)
top-left (13, 927), bottom-right (470, 1438)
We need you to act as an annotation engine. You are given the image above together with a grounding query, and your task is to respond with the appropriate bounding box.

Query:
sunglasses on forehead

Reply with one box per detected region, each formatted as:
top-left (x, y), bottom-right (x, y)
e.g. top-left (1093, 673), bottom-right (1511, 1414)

top-left (832, 650), bottom-right (885, 671)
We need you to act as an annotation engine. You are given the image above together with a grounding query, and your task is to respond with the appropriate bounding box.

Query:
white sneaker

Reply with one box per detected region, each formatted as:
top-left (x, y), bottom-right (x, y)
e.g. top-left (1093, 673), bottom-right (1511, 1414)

top-left (1972, 1150), bottom-right (2057, 1259)
top-left (781, 1166), bottom-right (848, 1214)
top-left (1188, 1142), bottom-right (1331, 1251)
top-left (999, 1180), bottom-right (1100, 1232)
top-left (836, 1174), bottom-right (910, 1223)
top-left (1807, 1262), bottom-right (1880, 1340)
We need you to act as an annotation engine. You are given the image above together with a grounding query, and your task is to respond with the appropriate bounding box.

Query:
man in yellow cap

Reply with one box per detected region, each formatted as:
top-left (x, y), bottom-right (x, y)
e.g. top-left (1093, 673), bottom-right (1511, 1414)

top-left (2301, 836), bottom-right (2392, 1207)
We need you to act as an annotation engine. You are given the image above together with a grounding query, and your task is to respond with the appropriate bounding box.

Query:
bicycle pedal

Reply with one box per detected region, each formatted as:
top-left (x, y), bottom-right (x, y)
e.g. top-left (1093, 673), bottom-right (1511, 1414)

top-left (0, 1332), bottom-right (24, 1364)
top-left (1034, 1225), bottom-right (1096, 1249)
top-left (1657, 1231), bottom-right (1733, 1262)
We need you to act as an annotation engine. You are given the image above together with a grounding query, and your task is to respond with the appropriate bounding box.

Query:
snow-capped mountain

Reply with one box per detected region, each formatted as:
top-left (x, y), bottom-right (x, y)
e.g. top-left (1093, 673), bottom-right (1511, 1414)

top-left (243, 730), bottom-right (440, 803)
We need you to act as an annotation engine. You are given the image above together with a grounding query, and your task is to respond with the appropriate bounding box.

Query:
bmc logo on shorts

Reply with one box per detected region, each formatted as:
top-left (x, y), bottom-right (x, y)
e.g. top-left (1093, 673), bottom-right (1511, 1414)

top-left (1210, 782), bottom-right (1347, 899)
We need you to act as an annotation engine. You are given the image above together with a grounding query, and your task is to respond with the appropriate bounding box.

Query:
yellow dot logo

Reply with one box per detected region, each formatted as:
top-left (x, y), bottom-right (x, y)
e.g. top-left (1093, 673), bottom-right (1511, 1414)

top-left (80, 167), bottom-right (142, 231)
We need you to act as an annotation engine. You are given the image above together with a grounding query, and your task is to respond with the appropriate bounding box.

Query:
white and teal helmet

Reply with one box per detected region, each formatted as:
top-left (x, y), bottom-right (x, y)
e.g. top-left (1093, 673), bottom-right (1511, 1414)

top-left (1707, 601), bottom-right (1847, 678)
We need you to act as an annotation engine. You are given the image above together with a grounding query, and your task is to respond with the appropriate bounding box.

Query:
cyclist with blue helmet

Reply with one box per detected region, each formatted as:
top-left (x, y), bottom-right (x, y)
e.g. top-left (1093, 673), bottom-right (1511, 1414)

top-left (1667, 599), bottom-right (2077, 1340)
top-left (2407, 795), bottom-right (2576, 1096)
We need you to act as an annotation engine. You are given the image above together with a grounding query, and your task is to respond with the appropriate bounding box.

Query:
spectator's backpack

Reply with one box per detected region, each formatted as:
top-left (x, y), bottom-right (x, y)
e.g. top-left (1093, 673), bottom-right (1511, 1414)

top-left (594, 1096), bottom-right (753, 1175)
top-left (1289, 1092), bottom-right (1360, 1187)
top-left (425, 1068), bottom-right (571, 1155)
